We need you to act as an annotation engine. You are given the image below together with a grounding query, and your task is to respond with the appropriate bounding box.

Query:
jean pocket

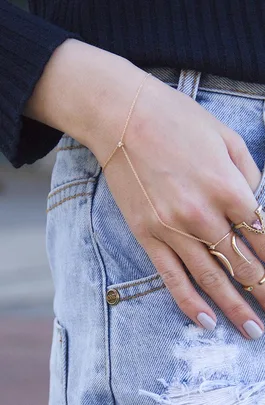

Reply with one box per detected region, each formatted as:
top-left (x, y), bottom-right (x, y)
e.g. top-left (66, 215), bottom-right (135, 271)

top-left (90, 171), bottom-right (159, 287)
top-left (47, 178), bottom-right (96, 213)
top-left (50, 134), bottom-right (101, 190)
top-left (106, 272), bottom-right (166, 306)
top-left (49, 318), bottom-right (68, 405)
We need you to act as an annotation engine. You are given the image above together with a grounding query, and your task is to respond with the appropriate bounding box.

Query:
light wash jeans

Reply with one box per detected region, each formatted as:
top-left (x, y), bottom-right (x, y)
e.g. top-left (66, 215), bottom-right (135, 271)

top-left (47, 68), bottom-right (265, 405)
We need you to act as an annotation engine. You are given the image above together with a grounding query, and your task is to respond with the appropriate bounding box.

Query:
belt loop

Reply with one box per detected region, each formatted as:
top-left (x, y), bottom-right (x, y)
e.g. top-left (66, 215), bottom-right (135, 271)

top-left (177, 69), bottom-right (201, 100)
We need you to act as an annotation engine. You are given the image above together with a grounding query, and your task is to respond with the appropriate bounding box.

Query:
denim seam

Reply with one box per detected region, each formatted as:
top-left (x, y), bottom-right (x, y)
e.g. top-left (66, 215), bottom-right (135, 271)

top-left (191, 71), bottom-right (200, 99)
top-left (47, 192), bottom-right (93, 213)
top-left (87, 174), bottom-right (116, 405)
top-left (61, 331), bottom-right (67, 403)
top-left (257, 184), bottom-right (265, 201)
top-left (170, 84), bottom-right (265, 99)
top-left (48, 180), bottom-right (95, 200)
top-left (198, 86), bottom-right (265, 99)
top-left (177, 69), bottom-right (187, 93)
top-left (116, 273), bottom-right (162, 290)
top-left (119, 284), bottom-right (166, 302)
top-left (56, 145), bottom-right (86, 152)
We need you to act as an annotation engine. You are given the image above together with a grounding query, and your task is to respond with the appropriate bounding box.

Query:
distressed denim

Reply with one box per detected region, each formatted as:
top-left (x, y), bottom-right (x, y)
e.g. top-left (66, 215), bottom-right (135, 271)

top-left (47, 68), bottom-right (265, 405)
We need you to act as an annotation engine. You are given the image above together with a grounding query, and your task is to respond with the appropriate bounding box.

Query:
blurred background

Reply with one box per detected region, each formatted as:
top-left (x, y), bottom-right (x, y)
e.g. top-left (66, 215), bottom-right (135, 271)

top-left (1, 1), bottom-right (55, 403)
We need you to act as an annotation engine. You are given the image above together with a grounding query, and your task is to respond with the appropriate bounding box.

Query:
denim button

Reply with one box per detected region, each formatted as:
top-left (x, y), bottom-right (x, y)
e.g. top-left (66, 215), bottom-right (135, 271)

top-left (106, 288), bottom-right (120, 305)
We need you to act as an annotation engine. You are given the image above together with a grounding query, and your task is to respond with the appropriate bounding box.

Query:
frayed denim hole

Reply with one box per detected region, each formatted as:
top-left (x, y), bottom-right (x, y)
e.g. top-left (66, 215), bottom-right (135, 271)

top-left (139, 325), bottom-right (265, 405)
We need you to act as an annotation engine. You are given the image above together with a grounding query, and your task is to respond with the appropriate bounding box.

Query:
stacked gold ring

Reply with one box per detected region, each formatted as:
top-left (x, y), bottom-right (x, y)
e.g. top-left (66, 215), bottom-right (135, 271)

top-left (234, 204), bottom-right (265, 291)
top-left (209, 204), bottom-right (265, 292)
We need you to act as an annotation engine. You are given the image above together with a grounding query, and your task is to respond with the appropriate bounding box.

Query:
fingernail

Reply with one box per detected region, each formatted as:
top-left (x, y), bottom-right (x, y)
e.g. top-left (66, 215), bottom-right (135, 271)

top-left (197, 312), bottom-right (216, 330)
top-left (243, 320), bottom-right (264, 340)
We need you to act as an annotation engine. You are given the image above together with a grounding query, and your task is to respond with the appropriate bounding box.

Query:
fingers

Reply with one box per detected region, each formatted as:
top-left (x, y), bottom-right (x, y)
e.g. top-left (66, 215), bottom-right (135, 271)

top-left (221, 133), bottom-right (265, 270)
top-left (163, 233), bottom-right (264, 340)
top-left (225, 177), bottom-right (265, 267)
top-left (180, 203), bottom-right (265, 307)
top-left (207, 227), bottom-right (265, 307)
top-left (221, 128), bottom-right (261, 193)
top-left (141, 237), bottom-right (217, 330)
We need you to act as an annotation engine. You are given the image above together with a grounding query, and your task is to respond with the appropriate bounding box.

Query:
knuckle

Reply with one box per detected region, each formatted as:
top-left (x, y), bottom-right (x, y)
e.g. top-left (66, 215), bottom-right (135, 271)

top-left (257, 241), bottom-right (265, 259)
top-left (179, 200), bottom-right (208, 227)
top-left (199, 269), bottom-right (226, 289)
top-left (220, 180), bottom-right (240, 203)
top-left (160, 268), bottom-right (181, 290)
top-left (233, 260), bottom-right (259, 283)
top-left (158, 208), bottom-right (176, 228)
top-left (223, 185), bottom-right (246, 210)
top-left (151, 196), bottom-right (208, 236)
top-left (178, 296), bottom-right (196, 311)
top-left (150, 204), bottom-right (175, 233)
top-left (185, 252), bottom-right (207, 273)
top-left (233, 133), bottom-right (247, 151)
top-left (225, 302), bottom-right (246, 321)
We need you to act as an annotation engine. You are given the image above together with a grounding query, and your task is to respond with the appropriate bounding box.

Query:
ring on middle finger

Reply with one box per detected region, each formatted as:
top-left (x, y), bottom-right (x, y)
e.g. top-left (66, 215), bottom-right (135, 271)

top-left (242, 272), bottom-right (265, 292)
top-left (208, 230), bottom-right (235, 276)
top-left (208, 229), bottom-right (252, 277)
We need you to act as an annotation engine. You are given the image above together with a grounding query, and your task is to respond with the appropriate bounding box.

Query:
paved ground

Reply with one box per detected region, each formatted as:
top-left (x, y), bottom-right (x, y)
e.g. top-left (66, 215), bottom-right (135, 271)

top-left (0, 163), bottom-right (54, 404)
top-left (0, 317), bottom-right (52, 405)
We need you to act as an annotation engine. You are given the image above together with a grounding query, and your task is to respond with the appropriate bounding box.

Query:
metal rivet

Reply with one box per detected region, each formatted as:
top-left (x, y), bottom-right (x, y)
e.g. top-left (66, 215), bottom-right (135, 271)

top-left (106, 288), bottom-right (120, 305)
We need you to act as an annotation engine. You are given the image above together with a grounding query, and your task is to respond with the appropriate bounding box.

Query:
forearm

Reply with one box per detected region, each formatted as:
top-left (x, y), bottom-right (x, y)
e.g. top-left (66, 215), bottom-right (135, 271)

top-left (24, 38), bottom-right (144, 165)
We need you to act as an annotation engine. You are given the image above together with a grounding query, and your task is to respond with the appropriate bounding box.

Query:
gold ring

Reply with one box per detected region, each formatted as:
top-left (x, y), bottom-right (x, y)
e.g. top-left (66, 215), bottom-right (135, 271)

top-left (234, 205), bottom-right (265, 235)
top-left (208, 230), bottom-right (234, 276)
top-left (243, 285), bottom-right (254, 292)
top-left (242, 272), bottom-right (265, 292)
top-left (231, 234), bottom-right (251, 264)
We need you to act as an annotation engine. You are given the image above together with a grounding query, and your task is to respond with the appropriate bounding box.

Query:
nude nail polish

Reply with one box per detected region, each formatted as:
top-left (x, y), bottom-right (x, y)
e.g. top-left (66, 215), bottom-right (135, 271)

top-left (243, 320), bottom-right (263, 340)
top-left (197, 312), bottom-right (216, 330)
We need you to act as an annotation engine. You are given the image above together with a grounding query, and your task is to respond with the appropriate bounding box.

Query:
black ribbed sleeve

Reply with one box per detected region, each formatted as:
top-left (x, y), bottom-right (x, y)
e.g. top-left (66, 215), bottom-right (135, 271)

top-left (0, 0), bottom-right (81, 167)
top-left (2, 0), bottom-right (265, 167)
top-left (30, 0), bottom-right (265, 84)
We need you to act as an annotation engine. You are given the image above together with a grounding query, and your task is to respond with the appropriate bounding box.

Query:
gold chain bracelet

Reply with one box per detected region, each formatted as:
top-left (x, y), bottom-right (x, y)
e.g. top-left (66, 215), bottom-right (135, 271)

top-left (102, 72), bottom-right (213, 247)
top-left (102, 72), bottom-right (265, 292)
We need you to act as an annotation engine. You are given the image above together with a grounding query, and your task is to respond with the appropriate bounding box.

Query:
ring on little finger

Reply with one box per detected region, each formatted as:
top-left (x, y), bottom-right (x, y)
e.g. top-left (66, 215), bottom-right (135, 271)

top-left (242, 273), bottom-right (265, 292)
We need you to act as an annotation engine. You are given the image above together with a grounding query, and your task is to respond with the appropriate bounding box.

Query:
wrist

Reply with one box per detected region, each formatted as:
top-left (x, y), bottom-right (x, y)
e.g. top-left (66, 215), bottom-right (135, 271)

top-left (24, 38), bottom-right (145, 165)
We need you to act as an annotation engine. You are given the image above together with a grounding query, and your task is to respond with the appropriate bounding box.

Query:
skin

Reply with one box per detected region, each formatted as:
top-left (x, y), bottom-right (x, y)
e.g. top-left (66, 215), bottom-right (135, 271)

top-left (25, 39), bottom-right (265, 339)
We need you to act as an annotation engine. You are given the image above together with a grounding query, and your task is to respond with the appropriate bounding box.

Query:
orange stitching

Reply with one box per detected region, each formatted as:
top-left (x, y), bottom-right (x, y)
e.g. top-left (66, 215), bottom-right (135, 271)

top-left (56, 145), bottom-right (86, 152)
top-left (117, 273), bottom-right (162, 290)
top-left (47, 192), bottom-right (92, 213)
top-left (48, 180), bottom-right (95, 200)
top-left (119, 284), bottom-right (166, 302)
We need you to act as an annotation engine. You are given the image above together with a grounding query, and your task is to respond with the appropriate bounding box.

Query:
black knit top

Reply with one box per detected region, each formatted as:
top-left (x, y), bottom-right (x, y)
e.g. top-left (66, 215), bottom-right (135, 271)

top-left (1, 0), bottom-right (265, 167)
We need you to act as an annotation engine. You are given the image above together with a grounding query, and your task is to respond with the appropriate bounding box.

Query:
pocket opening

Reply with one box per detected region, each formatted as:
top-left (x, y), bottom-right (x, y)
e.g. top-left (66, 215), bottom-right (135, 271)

top-left (49, 318), bottom-right (68, 405)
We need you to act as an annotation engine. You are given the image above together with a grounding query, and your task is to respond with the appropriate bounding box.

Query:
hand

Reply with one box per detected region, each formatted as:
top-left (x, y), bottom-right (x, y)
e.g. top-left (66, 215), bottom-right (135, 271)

top-left (99, 74), bottom-right (265, 339)
top-left (24, 38), bottom-right (265, 339)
